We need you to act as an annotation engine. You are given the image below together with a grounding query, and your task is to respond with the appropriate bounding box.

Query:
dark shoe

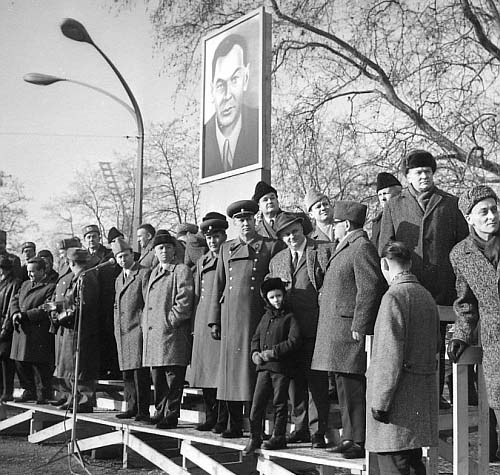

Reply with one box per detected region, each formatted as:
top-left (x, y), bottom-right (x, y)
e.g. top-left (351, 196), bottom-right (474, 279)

top-left (286, 430), bottom-right (310, 443)
top-left (0, 394), bottom-right (14, 402)
top-left (341, 442), bottom-right (365, 459)
top-left (115, 410), bottom-right (136, 419)
top-left (243, 437), bottom-right (262, 455)
top-left (221, 429), bottom-right (243, 439)
top-left (75, 404), bottom-right (93, 414)
top-left (134, 414), bottom-right (151, 423)
top-left (196, 421), bottom-right (216, 431)
top-left (36, 399), bottom-right (48, 405)
top-left (156, 419), bottom-right (178, 430)
top-left (15, 391), bottom-right (36, 403)
top-left (50, 398), bottom-right (67, 407)
top-left (212, 423), bottom-right (226, 434)
top-left (262, 435), bottom-right (287, 450)
top-left (150, 413), bottom-right (163, 424)
top-left (311, 433), bottom-right (327, 449)
top-left (440, 396), bottom-right (452, 410)
top-left (327, 439), bottom-right (354, 453)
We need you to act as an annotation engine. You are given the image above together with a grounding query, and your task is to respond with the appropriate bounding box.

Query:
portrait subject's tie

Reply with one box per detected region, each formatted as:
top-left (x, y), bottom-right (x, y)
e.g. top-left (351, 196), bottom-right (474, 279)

top-left (292, 251), bottom-right (298, 270)
top-left (223, 139), bottom-right (232, 171)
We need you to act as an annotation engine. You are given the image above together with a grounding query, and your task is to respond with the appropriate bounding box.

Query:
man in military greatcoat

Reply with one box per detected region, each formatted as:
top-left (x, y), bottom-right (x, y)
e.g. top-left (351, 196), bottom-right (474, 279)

top-left (190, 212), bottom-right (229, 432)
top-left (312, 201), bottom-right (386, 459)
top-left (208, 200), bottom-right (285, 438)
top-left (267, 212), bottom-right (333, 448)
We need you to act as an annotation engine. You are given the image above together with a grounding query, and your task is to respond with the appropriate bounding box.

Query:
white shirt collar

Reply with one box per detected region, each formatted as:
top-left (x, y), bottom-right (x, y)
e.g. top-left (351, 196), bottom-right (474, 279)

top-left (215, 114), bottom-right (242, 168)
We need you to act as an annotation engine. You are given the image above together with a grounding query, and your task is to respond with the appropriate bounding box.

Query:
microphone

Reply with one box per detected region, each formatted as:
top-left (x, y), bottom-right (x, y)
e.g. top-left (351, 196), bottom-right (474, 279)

top-left (94, 257), bottom-right (116, 270)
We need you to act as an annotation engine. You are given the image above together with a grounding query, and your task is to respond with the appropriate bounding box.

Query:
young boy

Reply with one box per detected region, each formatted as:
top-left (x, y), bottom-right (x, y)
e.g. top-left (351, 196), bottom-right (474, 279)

top-left (243, 278), bottom-right (302, 455)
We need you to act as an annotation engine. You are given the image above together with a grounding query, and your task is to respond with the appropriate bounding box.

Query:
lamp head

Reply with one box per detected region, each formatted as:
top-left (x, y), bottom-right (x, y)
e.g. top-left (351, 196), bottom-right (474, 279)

top-left (23, 73), bottom-right (65, 86)
top-left (61, 18), bottom-right (94, 44)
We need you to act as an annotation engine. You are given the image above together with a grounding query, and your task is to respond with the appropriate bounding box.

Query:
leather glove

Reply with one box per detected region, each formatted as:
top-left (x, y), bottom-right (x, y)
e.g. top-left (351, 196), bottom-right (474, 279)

top-left (371, 408), bottom-right (390, 424)
top-left (447, 338), bottom-right (468, 363)
top-left (260, 349), bottom-right (275, 362)
top-left (210, 324), bottom-right (221, 340)
top-left (252, 352), bottom-right (264, 365)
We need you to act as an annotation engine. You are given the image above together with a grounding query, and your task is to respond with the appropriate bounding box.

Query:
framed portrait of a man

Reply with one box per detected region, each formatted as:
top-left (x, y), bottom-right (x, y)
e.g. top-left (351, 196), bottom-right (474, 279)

top-left (200, 8), bottom-right (271, 182)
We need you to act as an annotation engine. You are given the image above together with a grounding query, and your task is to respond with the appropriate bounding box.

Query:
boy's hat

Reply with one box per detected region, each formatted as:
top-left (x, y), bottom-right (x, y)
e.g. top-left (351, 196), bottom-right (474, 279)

top-left (261, 278), bottom-right (286, 296)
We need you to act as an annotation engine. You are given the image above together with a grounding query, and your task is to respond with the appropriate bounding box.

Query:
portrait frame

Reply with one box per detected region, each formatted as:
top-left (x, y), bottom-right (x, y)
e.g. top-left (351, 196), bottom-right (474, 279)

top-left (199, 7), bottom-right (271, 183)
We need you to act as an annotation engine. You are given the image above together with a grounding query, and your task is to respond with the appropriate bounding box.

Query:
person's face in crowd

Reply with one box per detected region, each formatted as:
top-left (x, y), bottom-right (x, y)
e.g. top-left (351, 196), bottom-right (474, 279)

top-left (84, 231), bottom-right (101, 251)
top-left (377, 185), bottom-right (402, 208)
top-left (211, 44), bottom-right (249, 136)
top-left (279, 222), bottom-right (306, 252)
top-left (206, 231), bottom-right (226, 254)
top-left (22, 247), bottom-right (35, 261)
top-left (259, 192), bottom-right (279, 217)
top-left (334, 220), bottom-right (349, 241)
top-left (27, 262), bottom-right (44, 283)
top-left (233, 215), bottom-right (256, 239)
top-left (137, 228), bottom-right (152, 250)
top-left (406, 167), bottom-right (434, 193)
top-left (267, 289), bottom-right (284, 310)
top-left (155, 243), bottom-right (176, 264)
top-left (467, 197), bottom-right (499, 241)
top-left (309, 197), bottom-right (332, 225)
top-left (115, 249), bottom-right (135, 270)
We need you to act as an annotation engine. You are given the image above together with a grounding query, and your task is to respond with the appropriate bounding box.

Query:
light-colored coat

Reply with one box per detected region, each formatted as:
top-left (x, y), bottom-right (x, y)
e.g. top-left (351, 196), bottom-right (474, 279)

top-left (450, 236), bottom-right (500, 409)
top-left (366, 273), bottom-right (440, 452)
top-left (311, 229), bottom-right (385, 374)
top-left (142, 263), bottom-right (194, 367)
top-left (114, 262), bottom-right (150, 371)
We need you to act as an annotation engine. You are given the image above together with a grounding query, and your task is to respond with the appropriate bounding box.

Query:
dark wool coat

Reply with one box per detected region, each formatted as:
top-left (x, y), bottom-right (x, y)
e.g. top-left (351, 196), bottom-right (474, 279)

top-left (138, 242), bottom-right (158, 269)
top-left (53, 269), bottom-right (101, 380)
top-left (311, 229), bottom-right (385, 374)
top-left (10, 280), bottom-right (56, 363)
top-left (366, 273), bottom-right (440, 452)
top-left (450, 236), bottom-right (500, 409)
top-left (370, 211), bottom-right (383, 249)
top-left (0, 276), bottom-right (21, 357)
top-left (267, 238), bottom-right (334, 339)
top-left (114, 263), bottom-right (150, 371)
top-left (378, 187), bottom-right (469, 306)
top-left (208, 235), bottom-right (285, 401)
top-left (142, 263), bottom-right (194, 367)
top-left (190, 252), bottom-right (220, 388)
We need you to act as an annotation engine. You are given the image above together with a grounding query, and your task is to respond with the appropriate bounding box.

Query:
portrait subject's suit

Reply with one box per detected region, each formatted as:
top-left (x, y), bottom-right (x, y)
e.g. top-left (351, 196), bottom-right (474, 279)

top-left (203, 105), bottom-right (259, 177)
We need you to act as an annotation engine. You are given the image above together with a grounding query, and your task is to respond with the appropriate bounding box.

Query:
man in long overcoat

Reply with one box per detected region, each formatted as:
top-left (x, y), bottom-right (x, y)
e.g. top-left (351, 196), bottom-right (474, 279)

top-left (312, 201), bottom-right (385, 459)
top-left (10, 257), bottom-right (56, 403)
top-left (366, 241), bottom-right (439, 473)
top-left (378, 150), bottom-right (469, 408)
top-left (267, 212), bottom-right (333, 448)
top-left (142, 230), bottom-right (194, 429)
top-left (208, 200), bottom-right (285, 438)
top-left (190, 212), bottom-right (229, 432)
top-left (112, 238), bottom-right (151, 421)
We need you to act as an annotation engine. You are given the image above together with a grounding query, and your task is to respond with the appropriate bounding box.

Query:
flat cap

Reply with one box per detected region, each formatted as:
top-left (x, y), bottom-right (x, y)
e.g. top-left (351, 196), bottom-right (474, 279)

top-left (274, 212), bottom-right (304, 235)
top-left (82, 224), bottom-right (100, 237)
top-left (334, 200), bottom-right (367, 226)
top-left (304, 188), bottom-right (328, 212)
top-left (0, 230), bottom-right (6, 243)
top-left (57, 237), bottom-right (81, 250)
top-left (227, 200), bottom-right (259, 218)
top-left (0, 256), bottom-right (13, 269)
top-left (152, 229), bottom-right (177, 248)
top-left (252, 181), bottom-right (277, 203)
top-left (458, 185), bottom-right (498, 216)
top-left (175, 223), bottom-right (199, 236)
top-left (111, 237), bottom-right (132, 255)
top-left (21, 241), bottom-right (36, 252)
top-left (261, 278), bottom-right (286, 297)
top-left (107, 226), bottom-right (124, 244)
top-left (376, 172), bottom-right (401, 192)
top-left (66, 247), bottom-right (90, 263)
top-left (200, 212), bottom-right (229, 235)
top-left (402, 150), bottom-right (436, 174)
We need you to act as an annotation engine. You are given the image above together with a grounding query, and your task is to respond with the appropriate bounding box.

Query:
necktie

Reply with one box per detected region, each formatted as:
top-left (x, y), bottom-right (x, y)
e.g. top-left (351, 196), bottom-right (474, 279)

top-left (223, 139), bottom-right (232, 171)
top-left (292, 251), bottom-right (298, 270)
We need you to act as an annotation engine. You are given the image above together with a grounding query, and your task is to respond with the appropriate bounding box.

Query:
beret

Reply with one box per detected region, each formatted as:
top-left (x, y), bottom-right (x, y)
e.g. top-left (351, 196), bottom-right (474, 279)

top-left (261, 278), bottom-right (286, 297)
top-left (66, 247), bottom-right (90, 262)
top-left (21, 241), bottom-right (36, 252)
top-left (107, 226), bottom-right (124, 244)
top-left (304, 188), bottom-right (328, 212)
top-left (376, 172), bottom-right (401, 192)
top-left (0, 257), bottom-right (13, 269)
top-left (57, 237), bottom-right (81, 250)
top-left (82, 224), bottom-right (100, 237)
top-left (37, 249), bottom-right (53, 260)
top-left (200, 211), bottom-right (228, 235)
top-left (252, 181), bottom-right (277, 203)
top-left (402, 150), bottom-right (436, 174)
top-left (274, 212), bottom-right (304, 235)
top-left (334, 200), bottom-right (367, 226)
top-left (175, 223), bottom-right (199, 236)
top-left (152, 229), bottom-right (177, 248)
top-left (227, 200), bottom-right (259, 218)
top-left (458, 185), bottom-right (498, 216)
top-left (111, 237), bottom-right (132, 255)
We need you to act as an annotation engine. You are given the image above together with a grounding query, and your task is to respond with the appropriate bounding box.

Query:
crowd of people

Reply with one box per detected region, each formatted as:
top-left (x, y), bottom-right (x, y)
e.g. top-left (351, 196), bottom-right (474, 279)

top-left (1, 149), bottom-right (500, 473)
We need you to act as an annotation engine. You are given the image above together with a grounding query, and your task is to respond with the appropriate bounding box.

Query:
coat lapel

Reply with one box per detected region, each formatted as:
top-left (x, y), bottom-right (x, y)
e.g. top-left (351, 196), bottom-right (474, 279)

top-left (120, 263), bottom-right (139, 297)
top-left (305, 239), bottom-right (318, 290)
top-left (423, 191), bottom-right (443, 220)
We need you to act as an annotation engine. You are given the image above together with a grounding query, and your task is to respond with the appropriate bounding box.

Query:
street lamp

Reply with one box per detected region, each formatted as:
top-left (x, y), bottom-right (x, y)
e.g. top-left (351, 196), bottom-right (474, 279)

top-left (24, 17), bottom-right (144, 245)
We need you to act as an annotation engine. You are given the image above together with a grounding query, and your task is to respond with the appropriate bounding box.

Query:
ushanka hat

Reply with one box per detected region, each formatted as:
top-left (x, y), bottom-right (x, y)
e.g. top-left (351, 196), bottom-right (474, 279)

top-left (376, 172), bottom-right (401, 192)
top-left (401, 150), bottom-right (436, 174)
top-left (261, 277), bottom-right (287, 297)
top-left (151, 229), bottom-right (177, 247)
top-left (458, 185), bottom-right (498, 216)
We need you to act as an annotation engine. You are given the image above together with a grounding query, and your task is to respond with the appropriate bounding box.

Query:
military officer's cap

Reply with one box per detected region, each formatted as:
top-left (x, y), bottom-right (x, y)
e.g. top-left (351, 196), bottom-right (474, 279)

top-left (274, 212), bottom-right (304, 235)
top-left (200, 212), bottom-right (229, 235)
top-left (66, 247), bottom-right (90, 263)
top-left (111, 237), bottom-right (132, 256)
top-left (57, 237), bottom-right (81, 250)
top-left (21, 241), bottom-right (36, 252)
top-left (227, 200), bottom-right (259, 218)
top-left (333, 200), bottom-right (367, 226)
top-left (82, 224), bottom-right (100, 237)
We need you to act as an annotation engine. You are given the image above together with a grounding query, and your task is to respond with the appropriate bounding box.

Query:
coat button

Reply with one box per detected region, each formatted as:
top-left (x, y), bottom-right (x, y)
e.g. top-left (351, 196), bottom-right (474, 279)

top-left (229, 286), bottom-right (233, 290)
top-left (229, 277), bottom-right (233, 280)
top-left (253, 268), bottom-right (256, 271)
top-left (254, 259), bottom-right (258, 262)
top-left (149, 326), bottom-right (152, 330)
top-left (250, 286), bottom-right (254, 290)
top-left (229, 267), bottom-right (232, 271)
top-left (251, 277), bottom-right (255, 281)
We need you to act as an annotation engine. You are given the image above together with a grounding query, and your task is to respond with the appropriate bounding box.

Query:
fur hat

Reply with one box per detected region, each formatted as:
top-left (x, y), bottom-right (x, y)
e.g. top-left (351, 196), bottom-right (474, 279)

top-left (458, 185), bottom-right (498, 216)
top-left (376, 172), bottom-right (401, 192)
top-left (175, 223), bottom-right (199, 237)
top-left (261, 278), bottom-right (286, 297)
top-left (402, 150), bottom-right (436, 174)
top-left (252, 181), bottom-right (277, 203)
top-left (151, 229), bottom-right (177, 248)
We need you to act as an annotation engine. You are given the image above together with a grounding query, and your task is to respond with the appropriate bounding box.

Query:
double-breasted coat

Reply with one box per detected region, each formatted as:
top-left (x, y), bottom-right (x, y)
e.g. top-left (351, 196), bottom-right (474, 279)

top-left (142, 263), bottom-right (194, 368)
top-left (0, 276), bottom-right (21, 357)
top-left (208, 235), bottom-right (285, 401)
top-left (311, 229), bottom-right (385, 374)
top-left (366, 273), bottom-right (440, 452)
top-left (378, 187), bottom-right (469, 305)
top-left (450, 236), bottom-right (500, 409)
top-left (114, 262), bottom-right (150, 371)
top-left (10, 279), bottom-right (56, 363)
top-left (190, 252), bottom-right (220, 388)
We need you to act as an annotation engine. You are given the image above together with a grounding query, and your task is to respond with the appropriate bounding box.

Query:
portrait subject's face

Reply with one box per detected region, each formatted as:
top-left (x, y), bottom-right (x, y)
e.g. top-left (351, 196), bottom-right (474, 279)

top-left (406, 167), bottom-right (434, 193)
top-left (211, 44), bottom-right (249, 136)
top-left (467, 197), bottom-right (499, 239)
top-left (377, 185), bottom-right (402, 208)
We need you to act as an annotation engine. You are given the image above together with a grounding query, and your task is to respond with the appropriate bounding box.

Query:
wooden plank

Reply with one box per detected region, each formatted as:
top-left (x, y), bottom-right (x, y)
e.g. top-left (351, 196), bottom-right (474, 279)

top-left (476, 366), bottom-right (489, 475)
top-left (453, 363), bottom-right (469, 475)
top-left (0, 409), bottom-right (33, 432)
top-left (71, 430), bottom-right (123, 453)
top-left (126, 433), bottom-right (188, 474)
top-left (28, 419), bottom-right (73, 443)
top-left (181, 440), bottom-right (235, 475)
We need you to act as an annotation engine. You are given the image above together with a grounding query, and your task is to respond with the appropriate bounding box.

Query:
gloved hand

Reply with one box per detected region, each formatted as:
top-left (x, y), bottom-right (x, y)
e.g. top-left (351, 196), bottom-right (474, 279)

top-left (260, 349), bottom-right (275, 362)
top-left (252, 352), bottom-right (264, 365)
top-left (210, 324), bottom-right (221, 340)
top-left (371, 408), bottom-right (390, 424)
top-left (447, 338), bottom-right (468, 363)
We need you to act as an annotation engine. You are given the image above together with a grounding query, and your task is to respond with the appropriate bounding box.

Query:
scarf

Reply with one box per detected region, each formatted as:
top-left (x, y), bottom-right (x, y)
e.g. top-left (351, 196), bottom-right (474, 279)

top-left (471, 227), bottom-right (500, 269)
top-left (408, 184), bottom-right (436, 211)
